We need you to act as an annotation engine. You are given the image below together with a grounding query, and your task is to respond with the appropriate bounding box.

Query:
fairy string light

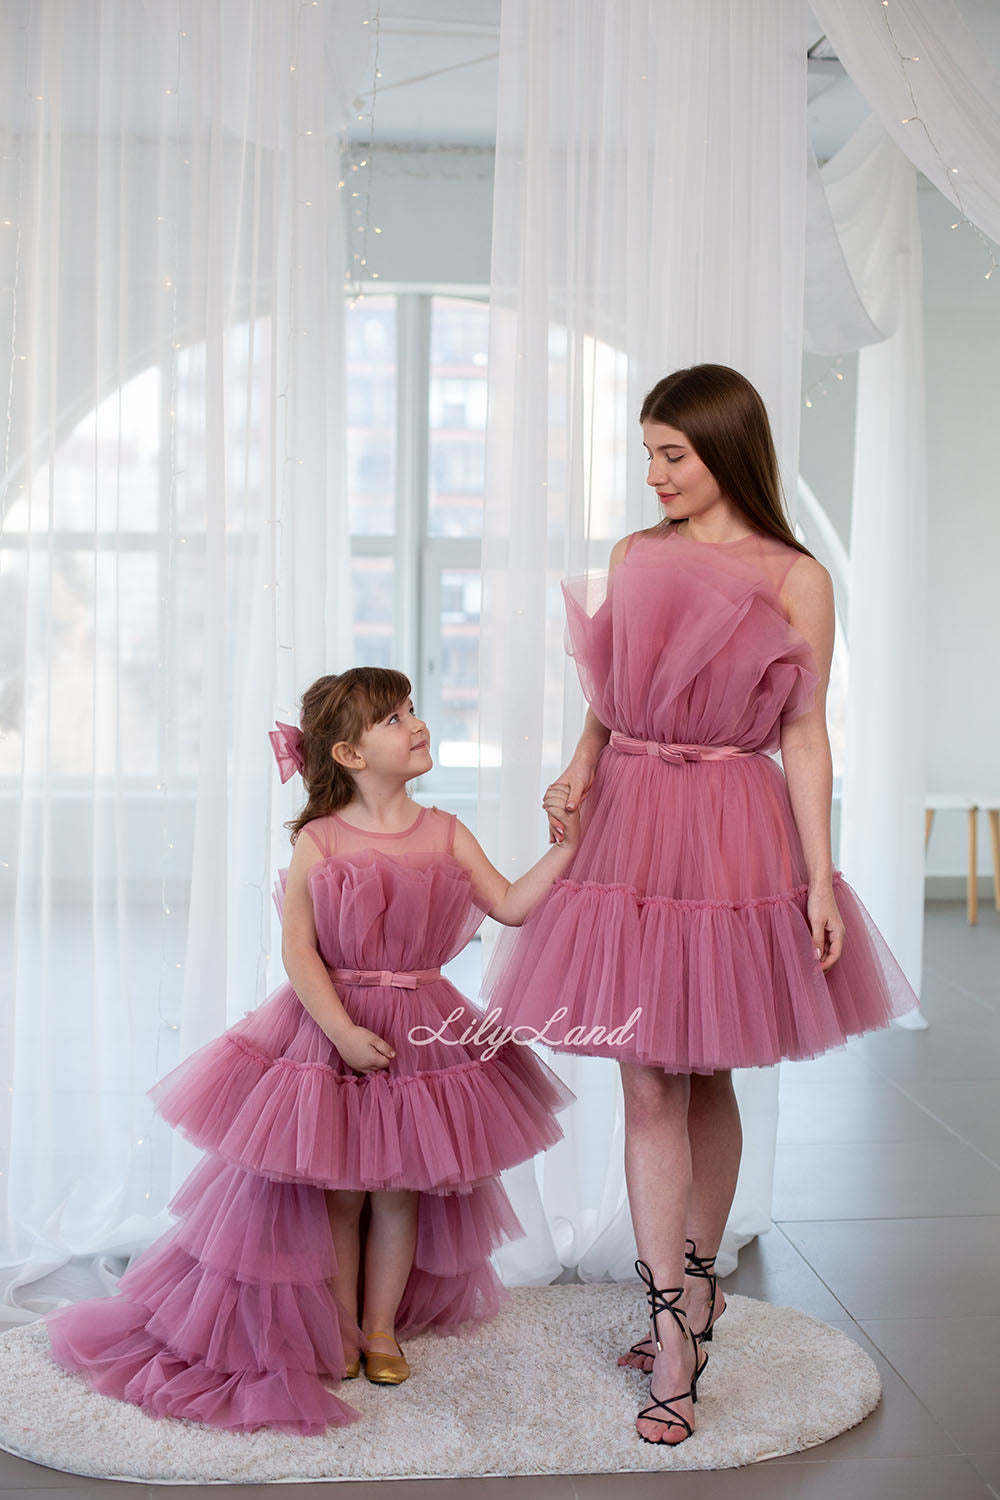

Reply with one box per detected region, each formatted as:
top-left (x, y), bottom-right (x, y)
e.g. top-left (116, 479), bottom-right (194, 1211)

top-left (347, 2), bottom-right (384, 302)
top-left (803, 357), bottom-right (847, 410)
top-left (879, 2), bottom-right (998, 280)
top-left (155, 20), bottom-right (186, 1105)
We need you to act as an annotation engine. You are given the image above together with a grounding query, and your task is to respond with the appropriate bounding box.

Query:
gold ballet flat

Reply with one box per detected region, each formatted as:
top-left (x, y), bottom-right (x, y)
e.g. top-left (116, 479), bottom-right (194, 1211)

top-left (363, 1329), bottom-right (410, 1385)
top-left (343, 1356), bottom-right (361, 1380)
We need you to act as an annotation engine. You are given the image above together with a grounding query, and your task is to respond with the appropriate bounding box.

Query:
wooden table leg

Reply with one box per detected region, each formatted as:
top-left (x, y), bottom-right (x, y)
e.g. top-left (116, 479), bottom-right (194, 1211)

top-left (924, 807), bottom-right (935, 852)
top-left (989, 809), bottom-right (1000, 912)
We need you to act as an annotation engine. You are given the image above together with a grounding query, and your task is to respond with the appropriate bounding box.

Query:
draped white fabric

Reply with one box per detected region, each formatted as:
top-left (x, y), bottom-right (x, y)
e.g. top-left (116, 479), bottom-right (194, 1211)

top-left (812, 0), bottom-right (1000, 247)
top-left (0, 0), bottom-right (366, 1325)
top-left (481, 0), bottom-right (809, 1282)
top-left (807, 0), bottom-right (1000, 1013)
top-left (814, 119), bottom-right (928, 996)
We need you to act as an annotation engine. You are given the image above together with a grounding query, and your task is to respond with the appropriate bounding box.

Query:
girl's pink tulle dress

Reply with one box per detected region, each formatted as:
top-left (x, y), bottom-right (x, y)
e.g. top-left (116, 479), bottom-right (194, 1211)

top-left (47, 806), bottom-right (572, 1434)
top-left (483, 522), bottom-right (919, 1071)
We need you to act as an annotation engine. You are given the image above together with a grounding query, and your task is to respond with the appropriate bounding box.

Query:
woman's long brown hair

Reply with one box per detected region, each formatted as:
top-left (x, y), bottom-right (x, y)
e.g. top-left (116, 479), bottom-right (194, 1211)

top-left (640, 364), bottom-right (814, 558)
top-left (286, 667), bottom-right (412, 841)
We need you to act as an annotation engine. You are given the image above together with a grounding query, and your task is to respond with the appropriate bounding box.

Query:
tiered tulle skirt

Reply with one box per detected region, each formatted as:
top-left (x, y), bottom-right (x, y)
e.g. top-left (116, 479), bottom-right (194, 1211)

top-left (47, 974), bottom-right (573, 1434)
top-left (484, 746), bottom-right (919, 1073)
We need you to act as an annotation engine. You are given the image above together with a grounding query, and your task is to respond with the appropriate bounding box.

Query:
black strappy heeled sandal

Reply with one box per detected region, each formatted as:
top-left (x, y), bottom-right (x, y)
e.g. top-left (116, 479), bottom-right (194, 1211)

top-left (633, 1259), bottom-right (707, 1446)
top-left (618, 1239), bottom-right (724, 1368)
top-left (685, 1237), bottom-right (725, 1344)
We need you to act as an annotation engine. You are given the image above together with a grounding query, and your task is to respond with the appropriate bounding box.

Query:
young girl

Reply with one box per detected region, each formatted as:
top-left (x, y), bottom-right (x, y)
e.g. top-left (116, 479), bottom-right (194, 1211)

top-left (484, 364), bottom-right (920, 1447)
top-left (46, 667), bottom-right (578, 1434)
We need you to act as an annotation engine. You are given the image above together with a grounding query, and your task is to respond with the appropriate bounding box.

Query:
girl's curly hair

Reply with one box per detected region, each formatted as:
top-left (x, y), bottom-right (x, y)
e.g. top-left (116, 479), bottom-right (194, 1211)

top-left (286, 667), bottom-right (412, 840)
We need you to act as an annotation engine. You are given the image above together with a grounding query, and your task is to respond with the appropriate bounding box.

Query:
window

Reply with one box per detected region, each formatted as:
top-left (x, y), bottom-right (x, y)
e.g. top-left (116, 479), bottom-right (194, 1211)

top-left (348, 292), bottom-right (489, 802)
top-left (1, 295), bottom-right (489, 798)
top-left (0, 322), bottom-right (272, 784)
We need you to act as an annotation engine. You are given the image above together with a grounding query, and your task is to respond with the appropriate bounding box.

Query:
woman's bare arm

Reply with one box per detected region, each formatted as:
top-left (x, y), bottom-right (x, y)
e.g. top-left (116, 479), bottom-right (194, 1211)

top-left (778, 555), bottom-right (844, 969)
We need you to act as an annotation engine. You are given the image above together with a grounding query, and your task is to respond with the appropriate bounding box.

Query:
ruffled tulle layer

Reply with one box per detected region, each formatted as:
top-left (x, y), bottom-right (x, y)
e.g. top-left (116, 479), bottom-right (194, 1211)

top-left (48, 1299), bottom-right (359, 1435)
top-left (306, 844), bottom-right (488, 973)
top-left (47, 1156), bottom-right (526, 1433)
top-left (150, 982), bottom-right (572, 1192)
top-left (484, 870), bottom-right (917, 1074)
top-left (563, 530), bottom-right (821, 754)
top-left (565, 740), bottom-right (808, 899)
top-left (46, 1161), bottom-right (359, 1434)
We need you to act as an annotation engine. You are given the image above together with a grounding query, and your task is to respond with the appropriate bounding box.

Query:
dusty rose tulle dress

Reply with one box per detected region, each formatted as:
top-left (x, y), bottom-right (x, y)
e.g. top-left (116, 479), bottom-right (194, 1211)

top-left (47, 806), bottom-right (572, 1434)
top-left (483, 522), bottom-right (919, 1071)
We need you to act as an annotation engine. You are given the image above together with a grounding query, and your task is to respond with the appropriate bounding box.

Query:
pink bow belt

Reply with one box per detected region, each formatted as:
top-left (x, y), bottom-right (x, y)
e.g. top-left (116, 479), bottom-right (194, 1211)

top-left (608, 732), bottom-right (761, 764)
top-left (330, 967), bottom-right (442, 990)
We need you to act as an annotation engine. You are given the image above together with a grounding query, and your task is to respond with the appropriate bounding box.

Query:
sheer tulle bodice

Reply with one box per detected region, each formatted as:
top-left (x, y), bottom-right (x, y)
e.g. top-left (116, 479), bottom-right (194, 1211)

top-left (308, 807), bottom-right (486, 971)
top-left (565, 526), bottom-right (819, 750)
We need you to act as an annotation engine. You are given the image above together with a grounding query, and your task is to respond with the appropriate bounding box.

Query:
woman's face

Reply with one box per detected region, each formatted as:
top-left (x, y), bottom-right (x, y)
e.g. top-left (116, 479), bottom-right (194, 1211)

top-left (642, 420), bottom-right (724, 520)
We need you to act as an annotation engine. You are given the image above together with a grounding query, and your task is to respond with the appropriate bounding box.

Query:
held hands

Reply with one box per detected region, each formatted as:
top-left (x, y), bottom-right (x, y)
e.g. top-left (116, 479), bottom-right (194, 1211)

top-left (333, 1023), bottom-right (396, 1073)
top-left (544, 753), bottom-right (597, 845)
top-left (542, 779), bottom-right (583, 851)
top-left (808, 881), bottom-right (845, 972)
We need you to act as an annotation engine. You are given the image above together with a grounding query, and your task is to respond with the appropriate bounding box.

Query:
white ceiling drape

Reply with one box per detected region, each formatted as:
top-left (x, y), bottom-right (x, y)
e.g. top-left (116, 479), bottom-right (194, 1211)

top-left (812, 0), bottom-right (1000, 248)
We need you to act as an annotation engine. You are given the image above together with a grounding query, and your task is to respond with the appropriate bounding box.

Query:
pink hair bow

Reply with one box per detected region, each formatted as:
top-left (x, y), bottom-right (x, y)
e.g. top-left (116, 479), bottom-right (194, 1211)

top-left (269, 720), bottom-right (305, 783)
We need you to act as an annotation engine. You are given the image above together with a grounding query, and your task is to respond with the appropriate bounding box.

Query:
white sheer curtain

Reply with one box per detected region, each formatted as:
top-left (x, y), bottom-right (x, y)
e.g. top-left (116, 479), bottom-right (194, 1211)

top-left (482, 0), bottom-right (809, 1283)
top-left (811, 119), bottom-right (928, 999)
top-left (0, 0), bottom-right (366, 1326)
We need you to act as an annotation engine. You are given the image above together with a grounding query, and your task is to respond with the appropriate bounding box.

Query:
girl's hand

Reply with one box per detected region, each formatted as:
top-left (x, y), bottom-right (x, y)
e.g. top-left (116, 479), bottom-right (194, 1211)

top-left (807, 881), bottom-right (845, 972)
top-left (545, 754), bottom-right (597, 844)
top-left (332, 1024), bottom-right (396, 1073)
top-left (542, 781), bottom-right (582, 850)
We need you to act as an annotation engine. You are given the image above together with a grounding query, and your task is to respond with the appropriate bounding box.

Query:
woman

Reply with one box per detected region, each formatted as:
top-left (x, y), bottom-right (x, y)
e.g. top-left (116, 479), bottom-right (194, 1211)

top-left (485, 364), bottom-right (918, 1445)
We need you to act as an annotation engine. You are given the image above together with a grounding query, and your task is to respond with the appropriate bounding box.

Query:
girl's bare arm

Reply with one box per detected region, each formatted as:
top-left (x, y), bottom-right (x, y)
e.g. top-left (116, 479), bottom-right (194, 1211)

top-left (451, 787), bottom-right (581, 926)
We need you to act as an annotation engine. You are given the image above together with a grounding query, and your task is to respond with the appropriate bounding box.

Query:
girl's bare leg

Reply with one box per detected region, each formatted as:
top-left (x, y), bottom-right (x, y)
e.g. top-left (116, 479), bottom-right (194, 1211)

top-left (362, 1188), bottom-right (419, 1355)
top-left (684, 1070), bottom-right (742, 1334)
top-left (620, 1063), bottom-right (700, 1443)
top-left (326, 1189), bottom-right (366, 1365)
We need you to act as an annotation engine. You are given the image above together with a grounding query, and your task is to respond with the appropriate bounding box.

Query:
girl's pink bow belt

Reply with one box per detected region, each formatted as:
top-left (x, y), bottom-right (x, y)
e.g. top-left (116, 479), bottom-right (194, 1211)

top-left (608, 732), bottom-right (761, 764)
top-left (330, 967), bottom-right (442, 990)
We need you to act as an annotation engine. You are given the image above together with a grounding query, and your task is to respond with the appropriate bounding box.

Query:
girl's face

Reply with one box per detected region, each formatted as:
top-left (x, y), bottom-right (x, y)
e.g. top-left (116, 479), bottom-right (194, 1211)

top-left (642, 420), bottom-right (725, 520)
top-left (354, 697), bottom-right (433, 780)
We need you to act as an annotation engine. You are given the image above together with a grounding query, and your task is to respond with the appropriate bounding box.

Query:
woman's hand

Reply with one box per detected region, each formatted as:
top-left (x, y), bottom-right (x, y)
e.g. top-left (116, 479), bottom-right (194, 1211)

top-left (331, 1023), bottom-right (396, 1073)
top-left (807, 880), bottom-right (845, 972)
top-left (542, 781), bottom-right (582, 851)
top-left (545, 753), bottom-right (598, 844)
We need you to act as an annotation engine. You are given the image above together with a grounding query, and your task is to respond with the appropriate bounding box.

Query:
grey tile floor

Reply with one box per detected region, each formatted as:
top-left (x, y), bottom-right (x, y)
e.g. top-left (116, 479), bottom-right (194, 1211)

top-left (1, 900), bottom-right (998, 1498)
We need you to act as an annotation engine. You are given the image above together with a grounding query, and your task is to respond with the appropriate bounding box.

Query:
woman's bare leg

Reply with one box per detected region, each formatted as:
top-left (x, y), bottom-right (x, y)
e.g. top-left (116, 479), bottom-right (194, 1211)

top-left (620, 1063), bottom-right (700, 1443)
top-left (684, 1070), bottom-right (742, 1334)
top-left (622, 1069), bottom-right (743, 1365)
top-left (362, 1189), bottom-right (419, 1356)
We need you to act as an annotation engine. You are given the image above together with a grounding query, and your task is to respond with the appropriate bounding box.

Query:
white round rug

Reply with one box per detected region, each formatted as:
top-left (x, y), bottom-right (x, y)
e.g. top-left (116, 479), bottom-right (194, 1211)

top-left (0, 1284), bottom-right (880, 1482)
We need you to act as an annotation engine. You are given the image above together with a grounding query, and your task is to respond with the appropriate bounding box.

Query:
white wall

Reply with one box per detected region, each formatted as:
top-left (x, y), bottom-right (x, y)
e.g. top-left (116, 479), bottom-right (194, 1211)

top-left (346, 145), bottom-right (493, 287)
